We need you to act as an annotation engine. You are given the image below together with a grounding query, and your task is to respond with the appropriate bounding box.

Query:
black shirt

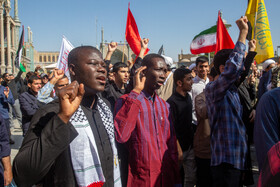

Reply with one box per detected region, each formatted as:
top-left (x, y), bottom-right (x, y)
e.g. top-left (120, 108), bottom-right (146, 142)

top-left (167, 91), bottom-right (193, 151)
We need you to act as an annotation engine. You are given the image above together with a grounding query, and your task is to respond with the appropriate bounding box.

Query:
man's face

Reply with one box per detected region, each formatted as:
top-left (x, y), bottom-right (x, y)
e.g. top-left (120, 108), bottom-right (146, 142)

top-left (72, 48), bottom-right (107, 95)
top-left (114, 67), bottom-right (129, 85)
top-left (42, 76), bottom-right (49, 84)
top-left (28, 79), bottom-right (42, 94)
top-left (54, 77), bottom-right (69, 92)
top-left (3, 74), bottom-right (10, 82)
top-left (197, 61), bottom-right (209, 78)
top-left (182, 73), bottom-right (193, 92)
top-left (9, 75), bottom-right (15, 80)
top-left (144, 58), bottom-right (167, 91)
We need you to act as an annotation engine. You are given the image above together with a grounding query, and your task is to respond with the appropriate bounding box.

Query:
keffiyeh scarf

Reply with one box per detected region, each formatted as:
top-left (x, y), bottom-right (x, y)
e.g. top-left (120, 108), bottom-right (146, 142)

top-left (69, 98), bottom-right (121, 187)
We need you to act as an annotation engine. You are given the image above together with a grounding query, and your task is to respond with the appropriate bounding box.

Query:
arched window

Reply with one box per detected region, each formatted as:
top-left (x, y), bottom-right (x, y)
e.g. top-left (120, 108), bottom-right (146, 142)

top-left (39, 56), bottom-right (42, 62)
top-left (48, 56), bottom-right (51, 62)
top-left (44, 56), bottom-right (46, 62)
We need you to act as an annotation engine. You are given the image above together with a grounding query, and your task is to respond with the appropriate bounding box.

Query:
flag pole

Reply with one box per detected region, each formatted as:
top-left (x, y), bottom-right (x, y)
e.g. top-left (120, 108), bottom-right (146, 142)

top-left (253, 0), bottom-right (259, 39)
top-left (122, 38), bottom-right (125, 63)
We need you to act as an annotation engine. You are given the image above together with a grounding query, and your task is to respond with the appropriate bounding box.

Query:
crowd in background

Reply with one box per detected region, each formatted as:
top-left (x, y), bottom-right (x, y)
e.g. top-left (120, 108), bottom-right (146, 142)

top-left (0, 16), bottom-right (280, 187)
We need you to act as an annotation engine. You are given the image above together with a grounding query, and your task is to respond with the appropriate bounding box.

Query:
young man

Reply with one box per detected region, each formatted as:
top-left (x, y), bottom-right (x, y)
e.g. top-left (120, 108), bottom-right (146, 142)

top-left (114, 54), bottom-right (179, 187)
top-left (167, 68), bottom-right (195, 187)
top-left (103, 62), bottom-right (129, 108)
top-left (19, 75), bottom-right (43, 136)
top-left (191, 56), bottom-right (209, 128)
top-left (205, 16), bottom-right (249, 186)
top-left (13, 46), bottom-right (121, 187)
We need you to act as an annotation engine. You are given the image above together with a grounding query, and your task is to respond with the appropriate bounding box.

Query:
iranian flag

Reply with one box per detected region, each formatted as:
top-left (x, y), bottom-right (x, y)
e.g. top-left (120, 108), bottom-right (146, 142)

top-left (15, 25), bottom-right (26, 72)
top-left (190, 25), bottom-right (216, 55)
top-left (190, 11), bottom-right (234, 55)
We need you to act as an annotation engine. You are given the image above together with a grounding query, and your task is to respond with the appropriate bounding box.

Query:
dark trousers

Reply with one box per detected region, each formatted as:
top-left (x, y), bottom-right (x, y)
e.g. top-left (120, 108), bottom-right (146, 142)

top-left (196, 157), bottom-right (212, 187)
top-left (211, 163), bottom-right (242, 187)
top-left (4, 119), bottom-right (11, 140)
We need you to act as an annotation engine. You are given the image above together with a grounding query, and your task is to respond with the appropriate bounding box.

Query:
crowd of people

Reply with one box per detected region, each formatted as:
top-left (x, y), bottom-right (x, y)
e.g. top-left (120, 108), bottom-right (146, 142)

top-left (0, 16), bottom-right (280, 187)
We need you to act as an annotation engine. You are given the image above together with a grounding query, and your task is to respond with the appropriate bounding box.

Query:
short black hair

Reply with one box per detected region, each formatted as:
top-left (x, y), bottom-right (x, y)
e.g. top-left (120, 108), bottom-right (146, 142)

top-left (113, 62), bottom-right (128, 73)
top-left (28, 75), bottom-right (41, 84)
top-left (26, 72), bottom-right (36, 79)
top-left (213, 49), bottom-right (233, 74)
top-left (209, 67), bottom-right (217, 78)
top-left (173, 68), bottom-right (192, 86)
top-left (196, 56), bottom-right (209, 66)
top-left (142, 53), bottom-right (165, 69)
top-left (2, 73), bottom-right (9, 78)
top-left (68, 46), bottom-right (101, 67)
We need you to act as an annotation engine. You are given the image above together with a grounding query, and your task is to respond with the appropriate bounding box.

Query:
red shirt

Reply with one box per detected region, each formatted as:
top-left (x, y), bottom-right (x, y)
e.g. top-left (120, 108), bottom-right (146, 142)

top-left (114, 91), bottom-right (179, 187)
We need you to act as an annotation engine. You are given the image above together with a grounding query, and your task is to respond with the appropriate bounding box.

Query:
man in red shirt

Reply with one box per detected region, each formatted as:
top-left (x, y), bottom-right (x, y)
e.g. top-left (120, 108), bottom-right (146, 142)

top-left (114, 53), bottom-right (180, 187)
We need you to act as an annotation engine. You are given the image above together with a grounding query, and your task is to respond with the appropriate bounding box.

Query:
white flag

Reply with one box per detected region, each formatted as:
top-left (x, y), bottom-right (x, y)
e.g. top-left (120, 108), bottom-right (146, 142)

top-left (56, 36), bottom-right (74, 81)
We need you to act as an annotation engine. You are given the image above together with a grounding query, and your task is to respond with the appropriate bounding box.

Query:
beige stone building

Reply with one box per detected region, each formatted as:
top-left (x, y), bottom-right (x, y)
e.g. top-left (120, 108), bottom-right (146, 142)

top-left (0, 0), bottom-right (22, 74)
top-left (33, 50), bottom-right (59, 68)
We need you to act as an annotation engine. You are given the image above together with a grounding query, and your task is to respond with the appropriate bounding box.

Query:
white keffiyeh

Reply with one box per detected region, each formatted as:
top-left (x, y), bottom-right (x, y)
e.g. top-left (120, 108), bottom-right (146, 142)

top-left (69, 97), bottom-right (121, 187)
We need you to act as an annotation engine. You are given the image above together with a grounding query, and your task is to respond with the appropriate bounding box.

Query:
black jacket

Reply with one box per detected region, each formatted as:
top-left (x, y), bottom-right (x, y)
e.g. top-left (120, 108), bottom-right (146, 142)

top-left (13, 97), bottom-right (114, 187)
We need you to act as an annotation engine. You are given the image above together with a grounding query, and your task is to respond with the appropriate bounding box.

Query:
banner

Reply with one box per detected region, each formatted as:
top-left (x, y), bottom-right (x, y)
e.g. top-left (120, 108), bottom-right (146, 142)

top-left (56, 36), bottom-right (74, 80)
top-left (15, 25), bottom-right (26, 72)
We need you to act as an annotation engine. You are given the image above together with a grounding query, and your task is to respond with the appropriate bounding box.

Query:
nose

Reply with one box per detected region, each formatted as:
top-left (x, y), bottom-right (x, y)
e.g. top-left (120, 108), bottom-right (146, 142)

top-left (97, 66), bottom-right (106, 74)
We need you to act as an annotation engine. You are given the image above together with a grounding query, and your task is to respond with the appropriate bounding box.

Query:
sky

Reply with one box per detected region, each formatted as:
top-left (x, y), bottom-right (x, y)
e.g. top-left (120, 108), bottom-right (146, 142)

top-left (15, 0), bottom-right (280, 62)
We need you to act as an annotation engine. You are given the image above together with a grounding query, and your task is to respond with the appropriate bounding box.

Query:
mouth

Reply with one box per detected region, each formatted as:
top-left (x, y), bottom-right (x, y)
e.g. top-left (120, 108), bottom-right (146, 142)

top-left (157, 81), bottom-right (164, 87)
top-left (96, 76), bottom-right (106, 85)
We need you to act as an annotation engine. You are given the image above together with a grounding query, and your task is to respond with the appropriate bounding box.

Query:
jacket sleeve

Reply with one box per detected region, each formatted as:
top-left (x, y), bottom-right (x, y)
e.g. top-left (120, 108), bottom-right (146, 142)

top-left (254, 91), bottom-right (280, 171)
top-left (0, 116), bottom-right (10, 158)
top-left (205, 41), bottom-right (246, 102)
top-left (114, 91), bottom-right (141, 143)
top-left (19, 94), bottom-right (38, 117)
top-left (12, 106), bottom-right (78, 186)
top-left (195, 92), bottom-right (208, 120)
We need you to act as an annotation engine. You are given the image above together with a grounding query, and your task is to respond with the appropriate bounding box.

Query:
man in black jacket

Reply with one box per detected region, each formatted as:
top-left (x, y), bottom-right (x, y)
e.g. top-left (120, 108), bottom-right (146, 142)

top-left (167, 68), bottom-right (195, 187)
top-left (13, 46), bottom-right (121, 187)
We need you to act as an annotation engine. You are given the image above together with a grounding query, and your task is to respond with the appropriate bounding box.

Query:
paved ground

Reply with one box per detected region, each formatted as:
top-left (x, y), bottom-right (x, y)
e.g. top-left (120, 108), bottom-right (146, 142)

top-left (10, 119), bottom-right (260, 186)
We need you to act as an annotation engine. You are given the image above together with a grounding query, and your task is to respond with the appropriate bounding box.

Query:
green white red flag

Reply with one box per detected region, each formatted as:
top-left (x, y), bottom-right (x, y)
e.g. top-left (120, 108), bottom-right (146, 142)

top-left (190, 11), bottom-right (234, 55)
top-left (190, 25), bottom-right (216, 55)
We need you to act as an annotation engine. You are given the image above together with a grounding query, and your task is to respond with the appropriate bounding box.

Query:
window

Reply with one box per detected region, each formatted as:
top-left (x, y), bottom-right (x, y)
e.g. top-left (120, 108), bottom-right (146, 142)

top-left (44, 56), bottom-right (46, 62)
top-left (48, 56), bottom-right (51, 62)
top-left (39, 56), bottom-right (42, 62)
top-left (52, 56), bottom-right (55, 62)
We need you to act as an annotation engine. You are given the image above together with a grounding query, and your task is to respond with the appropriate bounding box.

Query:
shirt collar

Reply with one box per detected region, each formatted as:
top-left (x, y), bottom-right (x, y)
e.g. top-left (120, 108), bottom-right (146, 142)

top-left (141, 90), bottom-right (156, 102)
top-left (194, 76), bottom-right (209, 83)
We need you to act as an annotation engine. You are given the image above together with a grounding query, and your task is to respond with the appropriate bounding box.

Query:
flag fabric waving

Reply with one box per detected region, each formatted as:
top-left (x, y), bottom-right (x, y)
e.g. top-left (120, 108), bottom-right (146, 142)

top-left (56, 36), bottom-right (74, 81)
top-left (246, 0), bottom-right (274, 64)
top-left (15, 25), bottom-right (26, 72)
top-left (190, 11), bottom-right (234, 55)
top-left (215, 11), bottom-right (235, 54)
top-left (190, 25), bottom-right (217, 55)
top-left (158, 45), bottom-right (165, 55)
top-left (125, 3), bottom-right (149, 56)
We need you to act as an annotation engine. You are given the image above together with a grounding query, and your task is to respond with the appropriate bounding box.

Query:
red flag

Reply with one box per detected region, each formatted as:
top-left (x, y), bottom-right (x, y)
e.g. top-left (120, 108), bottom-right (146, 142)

top-left (125, 3), bottom-right (149, 56)
top-left (215, 11), bottom-right (235, 54)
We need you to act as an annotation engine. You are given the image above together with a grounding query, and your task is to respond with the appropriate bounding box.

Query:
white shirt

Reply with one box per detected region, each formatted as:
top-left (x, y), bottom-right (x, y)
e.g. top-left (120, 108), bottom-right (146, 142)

top-left (190, 76), bottom-right (209, 125)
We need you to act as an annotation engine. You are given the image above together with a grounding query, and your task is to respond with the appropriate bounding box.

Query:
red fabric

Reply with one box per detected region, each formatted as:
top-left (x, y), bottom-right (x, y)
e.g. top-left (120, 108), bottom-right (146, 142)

top-left (87, 181), bottom-right (104, 187)
top-left (114, 91), bottom-right (180, 187)
top-left (215, 11), bottom-right (235, 54)
top-left (191, 44), bottom-right (216, 55)
top-left (125, 5), bottom-right (149, 56)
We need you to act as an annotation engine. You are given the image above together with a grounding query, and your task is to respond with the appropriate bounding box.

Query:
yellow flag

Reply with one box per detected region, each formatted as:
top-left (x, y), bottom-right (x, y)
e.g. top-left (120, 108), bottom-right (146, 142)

top-left (245, 0), bottom-right (258, 38)
top-left (246, 0), bottom-right (274, 64)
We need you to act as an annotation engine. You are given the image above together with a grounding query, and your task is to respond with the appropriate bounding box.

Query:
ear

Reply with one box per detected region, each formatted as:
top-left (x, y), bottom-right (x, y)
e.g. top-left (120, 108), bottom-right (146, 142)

top-left (27, 83), bottom-right (32, 88)
top-left (69, 64), bottom-right (75, 77)
top-left (176, 80), bottom-right (183, 87)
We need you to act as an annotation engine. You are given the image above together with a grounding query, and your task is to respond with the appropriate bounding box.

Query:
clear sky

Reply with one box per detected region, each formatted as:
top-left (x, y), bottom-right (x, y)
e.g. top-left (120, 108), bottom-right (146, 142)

top-left (16, 0), bottom-right (280, 62)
